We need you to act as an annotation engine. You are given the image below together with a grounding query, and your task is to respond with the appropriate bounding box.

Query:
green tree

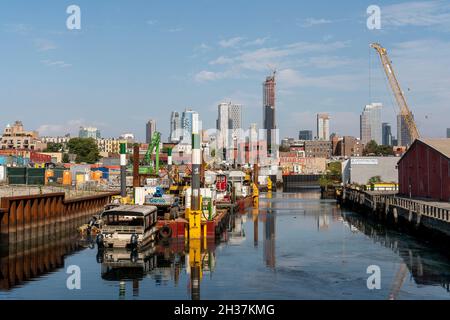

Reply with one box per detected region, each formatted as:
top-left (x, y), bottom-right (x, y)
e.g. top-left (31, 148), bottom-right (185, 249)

top-left (363, 140), bottom-right (394, 156)
top-left (44, 142), bottom-right (64, 152)
top-left (62, 153), bottom-right (70, 163)
top-left (67, 138), bottom-right (100, 164)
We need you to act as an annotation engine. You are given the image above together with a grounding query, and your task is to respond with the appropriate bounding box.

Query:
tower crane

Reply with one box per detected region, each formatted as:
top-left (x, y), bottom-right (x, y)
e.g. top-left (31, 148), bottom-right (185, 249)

top-left (371, 43), bottom-right (420, 144)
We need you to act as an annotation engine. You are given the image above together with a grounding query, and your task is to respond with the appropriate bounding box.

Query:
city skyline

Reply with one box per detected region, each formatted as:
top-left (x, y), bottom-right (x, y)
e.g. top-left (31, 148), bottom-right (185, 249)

top-left (1, 1), bottom-right (450, 141)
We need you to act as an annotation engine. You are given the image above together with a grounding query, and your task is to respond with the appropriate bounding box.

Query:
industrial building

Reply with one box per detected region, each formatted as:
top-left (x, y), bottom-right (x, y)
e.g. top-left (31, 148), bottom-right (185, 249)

top-left (398, 138), bottom-right (450, 201)
top-left (304, 140), bottom-right (332, 158)
top-left (342, 156), bottom-right (399, 185)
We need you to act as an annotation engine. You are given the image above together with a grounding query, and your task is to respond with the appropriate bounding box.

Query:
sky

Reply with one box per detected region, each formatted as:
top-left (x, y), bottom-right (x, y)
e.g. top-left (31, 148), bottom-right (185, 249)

top-left (1, 0), bottom-right (450, 142)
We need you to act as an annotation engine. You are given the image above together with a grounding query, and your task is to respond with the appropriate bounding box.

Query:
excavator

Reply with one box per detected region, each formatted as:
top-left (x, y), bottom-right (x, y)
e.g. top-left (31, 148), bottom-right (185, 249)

top-left (371, 43), bottom-right (420, 145)
top-left (139, 131), bottom-right (161, 176)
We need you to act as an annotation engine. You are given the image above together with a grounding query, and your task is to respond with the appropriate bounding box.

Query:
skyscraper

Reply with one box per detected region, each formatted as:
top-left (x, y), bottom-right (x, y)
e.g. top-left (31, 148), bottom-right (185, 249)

top-left (181, 109), bottom-right (199, 144)
top-left (169, 111), bottom-right (181, 143)
top-left (397, 114), bottom-right (413, 147)
top-left (229, 103), bottom-right (242, 138)
top-left (216, 102), bottom-right (243, 159)
top-left (316, 113), bottom-right (330, 141)
top-left (263, 72), bottom-right (276, 154)
top-left (217, 103), bottom-right (230, 151)
top-left (299, 130), bottom-right (313, 141)
top-left (146, 120), bottom-right (156, 144)
top-left (447, 128), bottom-right (450, 138)
top-left (382, 123), bottom-right (392, 146)
top-left (360, 103), bottom-right (382, 145)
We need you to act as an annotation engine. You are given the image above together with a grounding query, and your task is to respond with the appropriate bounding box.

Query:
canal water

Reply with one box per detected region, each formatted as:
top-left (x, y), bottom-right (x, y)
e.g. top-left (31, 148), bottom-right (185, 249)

top-left (1, 191), bottom-right (450, 300)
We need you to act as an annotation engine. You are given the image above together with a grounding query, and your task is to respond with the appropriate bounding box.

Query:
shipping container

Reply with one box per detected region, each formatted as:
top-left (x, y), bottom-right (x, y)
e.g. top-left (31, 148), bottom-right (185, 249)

top-left (7, 167), bottom-right (27, 185)
top-left (27, 168), bottom-right (46, 185)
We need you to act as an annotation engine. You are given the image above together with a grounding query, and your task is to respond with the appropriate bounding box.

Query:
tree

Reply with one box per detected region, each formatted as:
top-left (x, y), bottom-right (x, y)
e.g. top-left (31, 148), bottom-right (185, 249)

top-left (45, 142), bottom-right (64, 152)
top-left (363, 140), bottom-right (394, 156)
top-left (62, 153), bottom-right (70, 163)
top-left (67, 138), bottom-right (100, 164)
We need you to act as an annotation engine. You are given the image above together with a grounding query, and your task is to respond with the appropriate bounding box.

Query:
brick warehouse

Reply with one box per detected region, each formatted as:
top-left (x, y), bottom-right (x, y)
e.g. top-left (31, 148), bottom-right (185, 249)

top-left (398, 139), bottom-right (450, 201)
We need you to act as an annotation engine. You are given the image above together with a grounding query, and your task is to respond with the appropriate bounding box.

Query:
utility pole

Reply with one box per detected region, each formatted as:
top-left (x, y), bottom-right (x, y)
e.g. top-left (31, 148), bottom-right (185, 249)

top-left (120, 142), bottom-right (127, 198)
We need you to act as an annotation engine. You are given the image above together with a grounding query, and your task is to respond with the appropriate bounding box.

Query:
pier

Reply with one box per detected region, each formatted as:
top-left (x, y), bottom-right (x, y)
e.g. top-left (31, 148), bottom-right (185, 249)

top-left (339, 188), bottom-right (450, 239)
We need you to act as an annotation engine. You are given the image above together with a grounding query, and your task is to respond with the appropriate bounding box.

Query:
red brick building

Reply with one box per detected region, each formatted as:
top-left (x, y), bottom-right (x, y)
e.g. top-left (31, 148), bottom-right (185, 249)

top-left (398, 139), bottom-right (450, 201)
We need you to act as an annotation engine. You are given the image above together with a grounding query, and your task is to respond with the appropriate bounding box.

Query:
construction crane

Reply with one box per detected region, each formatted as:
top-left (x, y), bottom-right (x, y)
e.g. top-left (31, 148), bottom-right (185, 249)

top-left (139, 131), bottom-right (161, 175)
top-left (371, 43), bottom-right (420, 143)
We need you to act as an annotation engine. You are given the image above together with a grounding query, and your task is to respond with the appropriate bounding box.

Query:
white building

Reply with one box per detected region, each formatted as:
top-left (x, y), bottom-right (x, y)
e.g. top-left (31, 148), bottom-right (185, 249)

top-left (169, 111), bottom-right (181, 143)
top-left (360, 103), bottom-right (382, 145)
top-left (317, 113), bottom-right (330, 141)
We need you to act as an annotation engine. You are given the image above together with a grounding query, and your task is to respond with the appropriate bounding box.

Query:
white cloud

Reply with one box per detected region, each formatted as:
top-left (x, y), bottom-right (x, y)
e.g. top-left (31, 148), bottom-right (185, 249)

top-left (219, 37), bottom-right (245, 48)
top-left (209, 56), bottom-right (234, 65)
top-left (3, 23), bottom-right (32, 35)
top-left (146, 19), bottom-right (157, 25)
top-left (277, 68), bottom-right (363, 91)
top-left (41, 59), bottom-right (72, 68)
top-left (195, 40), bottom-right (351, 81)
top-left (244, 37), bottom-right (269, 47)
top-left (383, 1), bottom-right (450, 30)
top-left (37, 119), bottom-right (84, 136)
top-left (299, 18), bottom-right (333, 28)
top-left (34, 38), bottom-right (57, 51)
top-left (168, 27), bottom-right (183, 33)
top-left (194, 71), bottom-right (223, 82)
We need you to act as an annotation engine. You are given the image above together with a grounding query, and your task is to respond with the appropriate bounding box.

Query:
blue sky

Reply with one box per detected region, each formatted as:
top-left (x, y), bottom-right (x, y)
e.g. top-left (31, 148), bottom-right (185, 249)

top-left (1, 0), bottom-right (450, 141)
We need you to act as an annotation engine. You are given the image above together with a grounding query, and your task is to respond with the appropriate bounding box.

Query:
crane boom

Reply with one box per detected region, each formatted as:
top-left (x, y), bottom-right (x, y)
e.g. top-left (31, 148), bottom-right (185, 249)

top-left (371, 43), bottom-right (420, 143)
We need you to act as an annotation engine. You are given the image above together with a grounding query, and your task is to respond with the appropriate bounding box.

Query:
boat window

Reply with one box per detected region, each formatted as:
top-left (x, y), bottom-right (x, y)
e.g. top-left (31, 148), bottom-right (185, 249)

top-left (104, 214), bottom-right (144, 226)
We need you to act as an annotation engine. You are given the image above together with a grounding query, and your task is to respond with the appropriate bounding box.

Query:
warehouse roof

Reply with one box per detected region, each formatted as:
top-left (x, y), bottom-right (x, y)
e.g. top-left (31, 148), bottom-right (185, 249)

top-left (420, 138), bottom-right (450, 159)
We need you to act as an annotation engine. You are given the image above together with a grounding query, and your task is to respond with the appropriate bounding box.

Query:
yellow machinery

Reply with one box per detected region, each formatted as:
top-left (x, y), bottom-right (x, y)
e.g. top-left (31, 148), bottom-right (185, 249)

top-left (252, 182), bottom-right (259, 207)
top-left (267, 177), bottom-right (273, 191)
top-left (371, 43), bottom-right (420, 144)
top-left (111, 195), bottom-right (134, 205)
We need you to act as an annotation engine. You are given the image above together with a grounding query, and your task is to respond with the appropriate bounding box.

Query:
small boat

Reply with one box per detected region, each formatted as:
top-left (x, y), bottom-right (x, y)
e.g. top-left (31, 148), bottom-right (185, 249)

top-left (96, 205), bottom-right (158, 249)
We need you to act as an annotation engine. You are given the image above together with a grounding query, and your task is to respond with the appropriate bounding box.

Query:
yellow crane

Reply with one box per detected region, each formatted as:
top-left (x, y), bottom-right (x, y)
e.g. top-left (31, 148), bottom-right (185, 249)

top-left (371, 43), bottom-right (420, 143)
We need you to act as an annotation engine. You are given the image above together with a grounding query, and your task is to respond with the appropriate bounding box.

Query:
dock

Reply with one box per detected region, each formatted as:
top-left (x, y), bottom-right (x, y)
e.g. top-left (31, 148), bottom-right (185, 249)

top-left (339, 188), bottom-right (450, 239)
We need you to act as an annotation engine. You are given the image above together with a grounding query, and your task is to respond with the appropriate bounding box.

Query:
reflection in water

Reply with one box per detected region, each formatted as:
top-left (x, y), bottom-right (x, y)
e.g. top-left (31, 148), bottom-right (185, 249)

top-left (263, 192), bottom-right (276, 269)
top-left (342, 213), bottom-right (450, 294)
top-left (2, 192), bottom-right (450, 299)
top-left (0, 229), bottom-right (89, 291)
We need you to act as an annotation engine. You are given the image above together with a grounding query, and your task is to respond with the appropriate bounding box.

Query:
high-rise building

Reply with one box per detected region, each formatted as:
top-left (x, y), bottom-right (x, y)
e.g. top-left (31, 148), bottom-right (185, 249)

top-left (316, 113), bottom-right (330, 141)
top-left (79, 126), bottom-right (101, 139)
top-left (382, 123), bottom-right (392, 146)
top-left (169, 111), bottom-right (181, 143)
top-left (146, 119), bottom-right (156, 144)
top-left (397, 114), bottom-right (413, 147)
top-left (299, 130), bottom-right (313, 141)
top-left (229, 103), bottom-right (242, 138)
top-left (360, 103), bottom-right (382, 145)
top-left (217, 103), bottom-right (230, 150)
top-left (263, 72), bottom-right (276, 154)
top-left (216, 102), bottom-right (243, 160)
top-left (181, 109), bottom-right (199, 144)
top-left (447, 128), bottom-right (450, 138)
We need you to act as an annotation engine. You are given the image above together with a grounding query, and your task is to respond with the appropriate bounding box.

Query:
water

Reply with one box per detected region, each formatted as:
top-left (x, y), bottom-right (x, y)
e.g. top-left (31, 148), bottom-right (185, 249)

top-left (1, 191), bottom-right (450, 300)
